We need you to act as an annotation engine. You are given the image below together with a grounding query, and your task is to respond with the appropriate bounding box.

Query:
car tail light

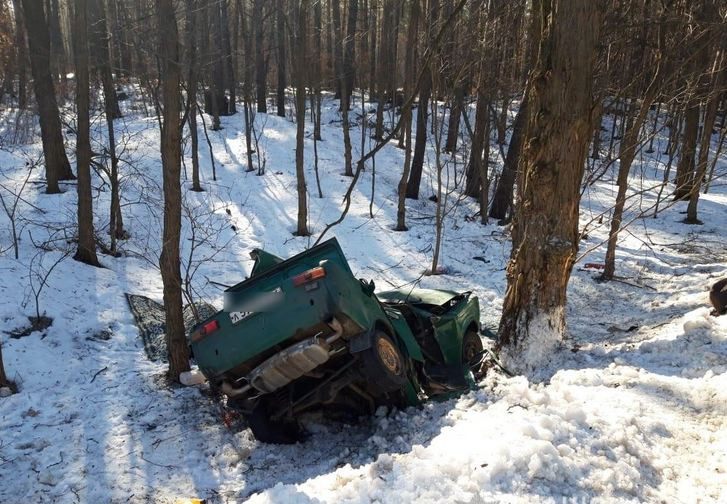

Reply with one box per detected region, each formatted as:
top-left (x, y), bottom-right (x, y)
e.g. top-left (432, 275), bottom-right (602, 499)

top-left (191, 319), bottom-right (219, 343)
top-left (201, 320), bottom-right (219, 335)
top-left (292, 266), bottom-right (326, 287)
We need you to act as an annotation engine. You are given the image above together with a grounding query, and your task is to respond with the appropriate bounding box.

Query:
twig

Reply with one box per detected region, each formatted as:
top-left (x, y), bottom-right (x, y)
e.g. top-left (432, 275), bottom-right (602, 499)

top-left (90, 366), bottom-right (108, 383)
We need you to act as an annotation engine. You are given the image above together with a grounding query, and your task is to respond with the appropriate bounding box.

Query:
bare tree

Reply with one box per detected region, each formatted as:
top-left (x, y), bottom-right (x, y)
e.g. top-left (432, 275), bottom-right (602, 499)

top-left (159, 0), bottom-right (190, 382)
top-left (73, 0), bottom-right (101, 267)
top-left (293, 0), bottom-right (310, 236)
top-left (20, 0), bottom-right (74, 193)
top-left (497, 0), bottom-right (603, 372)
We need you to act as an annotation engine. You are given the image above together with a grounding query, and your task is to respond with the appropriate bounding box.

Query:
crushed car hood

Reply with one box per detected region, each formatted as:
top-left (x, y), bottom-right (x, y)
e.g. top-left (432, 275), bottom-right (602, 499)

top-left (376, 288), bottom-right (460, 306)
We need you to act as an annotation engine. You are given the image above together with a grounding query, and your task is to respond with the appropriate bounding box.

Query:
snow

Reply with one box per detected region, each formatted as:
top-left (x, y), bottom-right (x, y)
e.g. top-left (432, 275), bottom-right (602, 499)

top-left (1, 89), bottom-right (726, 503)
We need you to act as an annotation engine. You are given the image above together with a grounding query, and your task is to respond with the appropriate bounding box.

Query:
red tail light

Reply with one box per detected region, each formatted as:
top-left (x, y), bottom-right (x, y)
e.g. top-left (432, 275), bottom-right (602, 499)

top-left (201, 320), bottom-right (220, 335)
top-left (191, 319), bottom-right (219, 343)
top-left (292, 266), bottom-right (326, 287)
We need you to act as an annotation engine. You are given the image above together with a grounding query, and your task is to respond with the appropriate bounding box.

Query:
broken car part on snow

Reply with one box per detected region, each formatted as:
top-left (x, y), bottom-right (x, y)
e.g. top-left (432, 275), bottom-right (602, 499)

top-left (188, 238), bottom-right (485, 443)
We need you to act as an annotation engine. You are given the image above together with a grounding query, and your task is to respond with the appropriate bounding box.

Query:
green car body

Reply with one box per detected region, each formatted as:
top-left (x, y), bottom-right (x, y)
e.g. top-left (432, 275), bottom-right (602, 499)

top-left (189, 238), bottom-right (482, 443)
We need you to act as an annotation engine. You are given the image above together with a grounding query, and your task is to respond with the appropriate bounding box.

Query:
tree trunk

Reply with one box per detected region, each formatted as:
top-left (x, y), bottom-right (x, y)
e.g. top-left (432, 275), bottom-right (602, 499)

top-left (686, 49), bottom-right (725, 223)
top-left (673, 98), bottom-right (700, 200)
top-left (0, 340), bottom-right (9, 389)
top-left (313, 0), bottom-right (323, 140)
top-left (488, 0), bottom-right (540, 221)
top-left (488, 94), bottom-right (527, 220)
top-left (21, 0), bottom-right (74, 192)
top-left (276, 0), bottom-right (286, 117)
top-left (89, 0), bottom-right (121, 119)
top-left (395, 0), bottom-right (419, 230)
top-left (12, 0), bottom-right (27, 109)
top-left (73, 0), bottom-right (100, 267)
top-left (406, 0), bottom-right (438, 200)
top-left (254, 0), bottom-right (267, 112)
top-left (294, 0), bottom-right (309, 236)
top-left (497, 0), bottom-right (602, 373)
top-left (465, 92), bottom-right (488, 199)
top-left (158, 0), bottom-right (190, 381)
top-left (187, 0), bottom-right (202, 192)
top-left (343, 0), bottom-right (358, 101)
top-left (603, 22), bottom-right (667, 280)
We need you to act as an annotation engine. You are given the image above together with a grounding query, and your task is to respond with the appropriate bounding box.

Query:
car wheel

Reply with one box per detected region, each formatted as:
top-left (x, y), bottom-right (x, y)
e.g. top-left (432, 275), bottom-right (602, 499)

top-left (360, 330), bottom-right (408, 394)
top-left (246, 399), bottom-right (302, 444)
top-left (462, 329), bottom-right (484, 378)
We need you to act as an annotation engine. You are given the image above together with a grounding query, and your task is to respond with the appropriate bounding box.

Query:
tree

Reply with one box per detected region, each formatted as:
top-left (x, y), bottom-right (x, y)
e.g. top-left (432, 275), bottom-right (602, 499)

top-left (158, 0), bottom-right (190, 381)
top-left (276, 0), bottom-right (287, 117)
top-left (20, 0), bottom-right (74, 193)
top-left (0, 339), bottom-right (11, 391)
top-left (602, 7), bottom-right (668, 280)
top-left (293, 0), bottom-right (309, 236)
top-left (73, 0), bottom-right (101, 267)
top-left (254, 0), bottom-right (267, 113)
top-left (406, 0), bottom-right (437, 200)
top-left (497, 0), bottom-right (602, 373)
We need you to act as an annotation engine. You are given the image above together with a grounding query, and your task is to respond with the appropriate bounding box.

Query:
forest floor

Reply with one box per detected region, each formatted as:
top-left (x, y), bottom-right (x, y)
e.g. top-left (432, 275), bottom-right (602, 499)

top-left (1, 91), bottom-right (726, 503)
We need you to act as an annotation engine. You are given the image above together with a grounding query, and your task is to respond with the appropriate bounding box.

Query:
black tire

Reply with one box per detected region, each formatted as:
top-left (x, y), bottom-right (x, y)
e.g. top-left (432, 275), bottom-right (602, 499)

top-left (246, 399), bottom-right (302, 444)
top-left (359, 330), bottom-right (408, 394)
top-left (462, 329), bottom-right (484, 378)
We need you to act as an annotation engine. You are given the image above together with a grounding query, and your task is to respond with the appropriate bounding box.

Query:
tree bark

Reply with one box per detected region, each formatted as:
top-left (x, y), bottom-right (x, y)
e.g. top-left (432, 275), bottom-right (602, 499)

top-left (158, 0), bottom-right (190, 381)
top-left (497, 0), bottom-right (602, 373)
top-left (73, 0), bottom-right (100, 267)
top-left (21, 0), bottom-right (74, 192)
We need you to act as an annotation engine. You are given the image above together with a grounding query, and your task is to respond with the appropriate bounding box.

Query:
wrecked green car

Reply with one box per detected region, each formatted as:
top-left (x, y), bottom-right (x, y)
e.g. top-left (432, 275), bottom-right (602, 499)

top-left (189, 238), bottom-right (483, 443)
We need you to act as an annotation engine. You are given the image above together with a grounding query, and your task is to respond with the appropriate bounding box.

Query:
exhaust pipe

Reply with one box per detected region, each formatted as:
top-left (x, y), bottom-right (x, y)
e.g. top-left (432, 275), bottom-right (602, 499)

top-left (221, 317), bottom-right (344, 399)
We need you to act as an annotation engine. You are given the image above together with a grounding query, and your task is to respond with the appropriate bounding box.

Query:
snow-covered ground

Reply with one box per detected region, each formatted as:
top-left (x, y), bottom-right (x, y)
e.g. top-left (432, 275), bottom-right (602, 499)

top-left (1, 90), bottom-right (726, 503)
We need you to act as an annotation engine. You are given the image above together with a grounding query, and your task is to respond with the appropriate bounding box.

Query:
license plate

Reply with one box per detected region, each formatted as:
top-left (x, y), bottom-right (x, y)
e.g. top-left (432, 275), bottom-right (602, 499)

top-left (229, 311), bottom-right (253, 324)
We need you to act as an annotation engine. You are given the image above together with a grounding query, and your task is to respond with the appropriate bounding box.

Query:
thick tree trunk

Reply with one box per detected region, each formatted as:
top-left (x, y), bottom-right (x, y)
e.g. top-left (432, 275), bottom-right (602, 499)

top-left (276, 0), bottom-right (286, 117)
top-left (254, 0), bottom-right (267, 113)
top-left (73, 0), bottom-right (100, 267)
top-left (497, 0), bottom-right (602, 373)
top-left (294, 0), bottom-right (309, 236)
top-left (158, 0), bottom-right (190, 381)
top-left (21, 0), bottom-right (74, 192)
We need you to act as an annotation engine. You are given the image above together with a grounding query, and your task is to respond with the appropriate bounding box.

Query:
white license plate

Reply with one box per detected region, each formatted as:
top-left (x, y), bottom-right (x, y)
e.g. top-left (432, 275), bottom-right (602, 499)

top-left (229, 311), bottom-right (253, 324)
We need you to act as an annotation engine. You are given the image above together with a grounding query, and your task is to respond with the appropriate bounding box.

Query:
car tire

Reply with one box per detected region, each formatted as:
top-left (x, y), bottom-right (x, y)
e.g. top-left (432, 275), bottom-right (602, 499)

top-left (359, 330), bottom-right (408, 394)
top-left (246, 399), bottom-right (302, 444)
top-left (462, 329), bottom-right (484, 379)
